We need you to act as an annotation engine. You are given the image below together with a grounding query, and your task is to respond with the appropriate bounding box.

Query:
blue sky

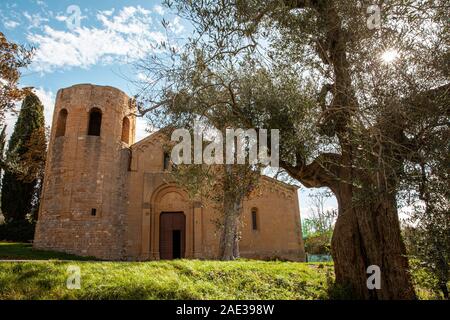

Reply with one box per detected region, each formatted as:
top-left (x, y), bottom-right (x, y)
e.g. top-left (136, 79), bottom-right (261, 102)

top-left (1, 0), bottom-right (338, 218)
top-left (1, 0), bottom-right (185, 140)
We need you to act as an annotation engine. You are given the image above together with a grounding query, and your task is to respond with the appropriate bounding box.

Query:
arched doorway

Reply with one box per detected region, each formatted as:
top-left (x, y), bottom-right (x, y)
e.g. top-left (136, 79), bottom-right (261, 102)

top-left (159, 212), bottom-right (186, 259)
top-left (145, 184), bottom-right (194, 260)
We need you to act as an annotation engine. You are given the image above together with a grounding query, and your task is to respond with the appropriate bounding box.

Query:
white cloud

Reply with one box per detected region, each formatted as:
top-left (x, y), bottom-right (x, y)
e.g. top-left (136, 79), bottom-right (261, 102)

top-left (28, 6), bottom-right (168, 73)
top-left (4, 113), bottom-right (18, 140)
top-left (96, 6), bottom-right (153, 34)
top-left (55, 15), bottom-right (67, 22)
top-left (54, 11), bottom-right (88, 24)
top-left (169, 16), bottom-right (184, 34)
top-left (23, 11), bottom-right (49, 29)
top-left (135, 117), bottom-right (149, 141)
top-left (33, 87), bottom-right (55, 127)
top-left (100, 8), bottom-right (115, 17)
top-left (298, 188), bottom-right (338, 220)
top-left (300, 205), bottom-right (337, 219)
top-left (3, 19), bottom-right (20, 29)
top-left (3, 86), bottom-right (150, 143)
top-left (137, 72), bottom-right (156, 82)
top-left (153, 5), bottom-right (165, 15)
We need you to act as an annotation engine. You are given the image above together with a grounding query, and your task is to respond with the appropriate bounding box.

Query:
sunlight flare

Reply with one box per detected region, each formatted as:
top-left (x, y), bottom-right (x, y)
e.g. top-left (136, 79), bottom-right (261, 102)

top-left (381, 49), bottom-right (400, 64)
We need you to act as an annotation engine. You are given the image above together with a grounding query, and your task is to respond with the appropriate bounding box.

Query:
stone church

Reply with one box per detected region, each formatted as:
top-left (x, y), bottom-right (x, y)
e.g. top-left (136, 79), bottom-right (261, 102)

top-left (33, 84), bottom-right (305, 261)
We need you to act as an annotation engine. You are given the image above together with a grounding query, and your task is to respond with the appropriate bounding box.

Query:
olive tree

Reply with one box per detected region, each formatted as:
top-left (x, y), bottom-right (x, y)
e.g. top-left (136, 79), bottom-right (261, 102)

top-left (136, 0), bottom-right (449, 299)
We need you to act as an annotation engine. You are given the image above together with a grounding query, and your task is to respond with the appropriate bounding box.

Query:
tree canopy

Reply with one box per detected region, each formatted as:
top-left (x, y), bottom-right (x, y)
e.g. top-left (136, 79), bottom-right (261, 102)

top-left (0, 31), bottom-right (33, 123)
top-left (136, 0), bottom-right (449, 299)
top-left (1, 92), bottom-right (46, 222)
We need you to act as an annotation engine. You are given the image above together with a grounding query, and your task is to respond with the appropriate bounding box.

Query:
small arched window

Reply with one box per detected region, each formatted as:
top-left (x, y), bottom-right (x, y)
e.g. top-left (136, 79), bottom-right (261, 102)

top-left (121, 117), bottom-right (130, 144)
top-left (251, 208), bottom-right (258, 230)
top-left (55, 109), bottom-right (68, 137)
top-left (87, 108), bottom-right (102, 136)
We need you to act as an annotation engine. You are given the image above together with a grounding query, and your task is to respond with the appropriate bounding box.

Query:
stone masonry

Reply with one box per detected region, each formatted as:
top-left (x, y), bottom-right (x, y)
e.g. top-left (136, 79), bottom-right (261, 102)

top-left (34, 84), bottom-right (306, 261)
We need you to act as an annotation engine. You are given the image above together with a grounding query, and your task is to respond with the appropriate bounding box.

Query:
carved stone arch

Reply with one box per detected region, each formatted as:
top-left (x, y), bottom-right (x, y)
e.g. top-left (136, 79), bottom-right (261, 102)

top-left (146, 183), bottom-right (194, 260)
top-left (150, 183), bottom-right (190, 213)
top-left (85, 105), bottom-right (105, 113)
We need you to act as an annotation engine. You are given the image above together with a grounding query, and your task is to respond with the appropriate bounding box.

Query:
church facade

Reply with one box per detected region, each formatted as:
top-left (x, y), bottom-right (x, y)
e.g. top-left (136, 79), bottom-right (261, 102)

top-left (33, 84), bottom-right (305, 261)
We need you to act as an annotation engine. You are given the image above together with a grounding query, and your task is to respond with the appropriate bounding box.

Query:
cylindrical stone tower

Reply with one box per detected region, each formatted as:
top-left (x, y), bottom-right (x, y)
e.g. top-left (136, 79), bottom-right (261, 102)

top-left (34, 84), bottom-right (136, 260)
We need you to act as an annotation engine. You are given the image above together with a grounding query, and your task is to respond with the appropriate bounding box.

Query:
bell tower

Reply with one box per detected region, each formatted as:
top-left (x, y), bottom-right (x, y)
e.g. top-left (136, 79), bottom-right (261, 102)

top-left (34, 84), bottom-right (136, 260)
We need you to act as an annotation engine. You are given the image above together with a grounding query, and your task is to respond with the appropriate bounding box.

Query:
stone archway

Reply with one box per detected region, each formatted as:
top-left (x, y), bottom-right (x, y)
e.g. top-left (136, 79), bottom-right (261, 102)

top-left (147, 184), bottom-right (194, 259)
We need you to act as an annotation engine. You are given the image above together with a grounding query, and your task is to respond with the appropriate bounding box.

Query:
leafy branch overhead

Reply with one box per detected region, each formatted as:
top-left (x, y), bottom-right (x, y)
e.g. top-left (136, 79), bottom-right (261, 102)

top-left (0, 32), bottom-right (34, 122)
top-left (135, 0), bottom-right (449, 299)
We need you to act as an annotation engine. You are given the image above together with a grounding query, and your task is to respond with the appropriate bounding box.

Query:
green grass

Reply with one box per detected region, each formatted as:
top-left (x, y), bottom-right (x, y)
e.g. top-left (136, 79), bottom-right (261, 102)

top-left (0, 260), bottom-right (333, 300)
top-left (0, 242), bottom-right (96, 261)
top-left (0, 242), bottom-right (446, 300)
top-left (0, 242), bottom-right (333, 299)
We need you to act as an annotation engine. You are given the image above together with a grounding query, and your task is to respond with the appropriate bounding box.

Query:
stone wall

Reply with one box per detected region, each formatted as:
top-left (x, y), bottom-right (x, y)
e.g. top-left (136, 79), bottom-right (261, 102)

top-left (197, 177), bottom-right (305, 262)
top-left (126, 132), bottom-right (305, 261)
top-left (34, 84), bottom-right (135, 260)
top-left (34, 83), bottom-right (305, 261)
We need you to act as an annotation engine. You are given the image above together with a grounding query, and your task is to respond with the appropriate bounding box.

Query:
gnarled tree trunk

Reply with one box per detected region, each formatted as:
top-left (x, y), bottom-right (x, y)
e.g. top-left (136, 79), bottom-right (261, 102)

top-left (219, 164), bottom-right (244, 260)
top-left (332, 188), bottom-right (416, 299)
top-left (282, 151), bottom-right (416, 299)
top-left (219, 207), bottom-right (241, 260)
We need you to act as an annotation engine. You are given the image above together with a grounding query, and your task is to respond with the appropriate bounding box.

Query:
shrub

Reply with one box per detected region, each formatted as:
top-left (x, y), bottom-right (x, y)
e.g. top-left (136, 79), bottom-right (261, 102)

top-left (304, 232), bottom-right (332, 255)
top-left (0, 219), bottom-right (35, 242)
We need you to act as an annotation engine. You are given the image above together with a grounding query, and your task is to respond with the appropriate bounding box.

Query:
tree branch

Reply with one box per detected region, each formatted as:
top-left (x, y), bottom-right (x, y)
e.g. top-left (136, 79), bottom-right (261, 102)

top-left (280, 152), bottom-right (341, 189)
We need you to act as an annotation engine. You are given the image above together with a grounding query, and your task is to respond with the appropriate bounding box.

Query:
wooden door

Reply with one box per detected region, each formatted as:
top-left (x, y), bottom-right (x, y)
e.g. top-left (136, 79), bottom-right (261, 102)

top-left (159, 212), bottom-right (186, 259)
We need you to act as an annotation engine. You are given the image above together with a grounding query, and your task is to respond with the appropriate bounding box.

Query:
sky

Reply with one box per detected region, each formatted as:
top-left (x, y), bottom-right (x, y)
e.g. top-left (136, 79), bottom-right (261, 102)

top-left (0, 0), bottom-right (187, 141)
top-left (0, 0), bottom-right (338, 218)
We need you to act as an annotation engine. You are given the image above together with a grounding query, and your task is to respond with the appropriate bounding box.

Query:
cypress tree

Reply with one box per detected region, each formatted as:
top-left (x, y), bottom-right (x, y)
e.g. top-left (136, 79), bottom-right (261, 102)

top-left (1, 92), bottom-right (45, 221)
